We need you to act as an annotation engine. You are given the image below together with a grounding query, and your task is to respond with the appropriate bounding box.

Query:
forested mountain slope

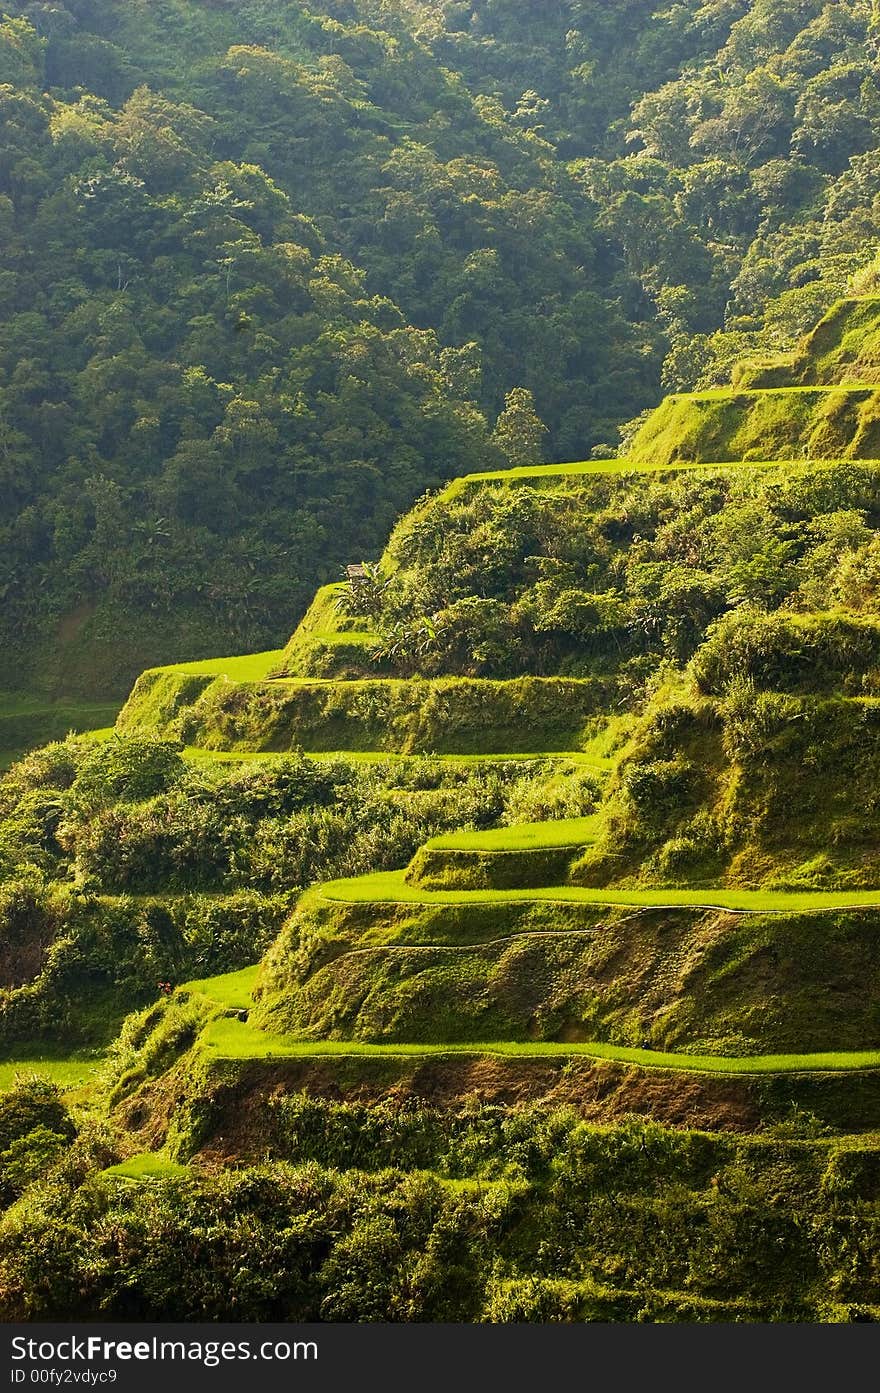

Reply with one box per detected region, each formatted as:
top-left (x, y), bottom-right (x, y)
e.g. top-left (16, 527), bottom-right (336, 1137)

top-left (6, 0), bottom-right (880, 696)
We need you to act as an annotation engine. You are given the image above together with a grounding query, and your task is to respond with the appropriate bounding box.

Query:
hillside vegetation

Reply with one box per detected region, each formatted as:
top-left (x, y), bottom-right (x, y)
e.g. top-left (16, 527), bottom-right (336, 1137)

top-left (8, 0), bottom-right (880, 692)
top-left (5, 289), bottom-right (880, 1319)
top-left (10, 0), bottom-right (880, 1326)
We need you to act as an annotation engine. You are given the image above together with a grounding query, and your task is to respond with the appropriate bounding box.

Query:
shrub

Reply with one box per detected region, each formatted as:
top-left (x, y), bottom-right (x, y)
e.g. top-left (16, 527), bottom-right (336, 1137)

top-left (72, 738), bottom-right (186, 810)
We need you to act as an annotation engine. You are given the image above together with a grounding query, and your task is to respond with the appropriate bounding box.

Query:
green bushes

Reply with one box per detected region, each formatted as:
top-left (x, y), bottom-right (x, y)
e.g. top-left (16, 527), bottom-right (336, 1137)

top-left (3, 1108), bottom-right (880, 1320)
top-left (117, 672), bottom-right (214, 736)
top-left (71, 738), bottom-right (187, 808)
top-left (60, 755), bottom-right (534, 894)
top-left (345, 461), bottom-right (880, 681)
top-left (281, 635), bottom-right (383, 680)
top-left (0, 1162), bottom-right (515, 1322)
top-left (0, 734), bottom-right (590, 1040)
top-left (0, 872), bottom-right (66, 990)
top-left (0, 1079), bottom-right (76, 1208)
top-left (574, 655), bottom-right (880, 887)
top-left (0, 885), bottom-right (290, 1047)
top-left (692, 609), bottom-right (880, 695)
top-left (0, 1078), bottom-right (75, 1154)
top-left (620, 755), bottom-right (700, 825)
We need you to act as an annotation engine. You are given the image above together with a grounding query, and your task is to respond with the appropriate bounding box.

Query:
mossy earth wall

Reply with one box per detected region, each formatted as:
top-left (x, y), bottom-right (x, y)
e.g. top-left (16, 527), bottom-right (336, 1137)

top-left (119, 671), bottom-right (612, 754)
top-left (629, 298), bottom-right (880, 465)
top-left (247, 894), bottom-right (880, 1058)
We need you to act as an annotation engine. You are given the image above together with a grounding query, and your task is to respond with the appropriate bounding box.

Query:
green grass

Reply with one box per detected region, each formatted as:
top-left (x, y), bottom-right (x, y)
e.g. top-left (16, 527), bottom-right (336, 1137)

top-left (78, 727), bottom-right (115, 744)
top-left (443, 456), bottom-right (785, 497)
top-left (0, 1052), bottom-right (105, 1091)
top-left (180, 747), bottom-right (601, 767)
top-left (426, 815), bottom-right (600, 852)
top-left (181, 965), bottom-right (260, 1010)
top-left (315, 869), bottom-right (880, 914)
top-left (148, 650), bottom-right (286, 681)
top-left (198, 1015), bottom-right (880, 1076)
top-left (103, 1153), bottom-right (189, 1180)
top-left (305, 631), bottom-right (377, 646)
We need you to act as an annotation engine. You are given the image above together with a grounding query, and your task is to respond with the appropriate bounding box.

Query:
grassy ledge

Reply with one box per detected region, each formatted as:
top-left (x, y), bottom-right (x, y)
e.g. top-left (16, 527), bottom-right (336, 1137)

top-left (444, 456), bottom-right (797, 493)
top-left (182, 966), bottom-right (260, 1010)
top-left (103, 1154), bottom-right (189, 1181)
top-left (180, 748), bottom-right (605, 768)
top-left (181, 967), bottom-right (880, 1077)
top-left (425, 816), bottom-right (601, 852)
top-left (198, 1016), bottom-right (880, 1076)
top-left (141, 650), bottom-right (286, 682)
top-left (313, 870), bottom-right (880, 914)
top-left (0, 1052), bottom-right (105, 1091)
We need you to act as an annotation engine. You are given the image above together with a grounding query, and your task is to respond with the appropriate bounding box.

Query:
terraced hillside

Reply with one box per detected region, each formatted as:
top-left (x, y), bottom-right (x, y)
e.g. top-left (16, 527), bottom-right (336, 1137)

top-left (11, 298), bottom-right (880, 1319)
top-left (109, 299), bottom-right (880, 1096)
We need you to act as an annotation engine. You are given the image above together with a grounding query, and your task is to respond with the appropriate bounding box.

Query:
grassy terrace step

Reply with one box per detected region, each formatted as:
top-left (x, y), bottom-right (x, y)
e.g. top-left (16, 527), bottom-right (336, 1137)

top-left (733, 298), bottom-right (880, 389)
top-left (199, 1017), bottom-right (880, 1075)
top-left (103, 1154), bottom-right (189, 1181)
top-left (426, 816), bottom-right (600, 852)
top-left (80, 733), bottom-right (608, 769)
top-left (440, 455), bottom-right (783, 497)
top-left (185, 749), bottom-right (606, 767)
top-left (406, 817), bottom-right (601, 890)
top-left (182, 974), bottom-right (880, 1076)
top-left (628, 384), bottom-right (880, 466)
top-left (184, 966), bottom-right (260, 1009)
top-left (0, 1051), bottom-right (105, 1091)
top-left (183, 970), bottom-right (880, 1078)
top-left (140, 650), bottom-right (286, 682)
top-left (315, 869), bottom-right (880, 915)
top-left (118, 672), bottom-right (612, 754)
top-left (440, 455), bottom-right (878, 503)
top-left (273, 584), bottom-right (382, 680)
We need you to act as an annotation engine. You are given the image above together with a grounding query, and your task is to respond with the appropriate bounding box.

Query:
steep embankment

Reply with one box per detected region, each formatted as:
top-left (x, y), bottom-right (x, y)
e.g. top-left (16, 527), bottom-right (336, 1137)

top-left (10, 296), bottom-right (880, 1322)
top-left (94, 299), bottom-right (880, 1154)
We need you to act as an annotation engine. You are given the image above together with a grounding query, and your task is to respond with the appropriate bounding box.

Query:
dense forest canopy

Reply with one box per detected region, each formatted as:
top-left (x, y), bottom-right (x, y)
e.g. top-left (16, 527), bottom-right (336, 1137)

top-left (3, 0), bottom-right (880, 694)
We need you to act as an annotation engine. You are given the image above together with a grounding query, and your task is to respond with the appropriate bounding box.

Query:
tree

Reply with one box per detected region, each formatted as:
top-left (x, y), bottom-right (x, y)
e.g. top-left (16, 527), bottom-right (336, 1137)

top-left (491, 388), bottom-right (547, 468)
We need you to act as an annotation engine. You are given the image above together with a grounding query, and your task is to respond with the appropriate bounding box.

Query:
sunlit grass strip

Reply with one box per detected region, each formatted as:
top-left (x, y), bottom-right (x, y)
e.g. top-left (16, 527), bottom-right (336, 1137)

top-left (426, 815), bottom-right (600, 852)
top-left (143, 650), bottom-right (286, 681)
top-left (182, 965), bottom-right (260, 1009)
top-left (199, 1018), bottom-right (880, 1076)
top-left (0, 1054), bottom-right (105, 1091)
top-left (448, 458), bottom-right (786, 489)
top-left (181, 747), bottom-right (607, 767)
top-left (103, 1153), bottom-right (189, 1180)
top-left (314, 870), bottom-right (880, 915)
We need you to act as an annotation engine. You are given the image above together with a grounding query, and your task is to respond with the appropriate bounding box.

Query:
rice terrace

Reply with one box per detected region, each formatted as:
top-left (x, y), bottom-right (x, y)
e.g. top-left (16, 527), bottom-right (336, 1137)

top-left (6, 0), bottom-right (880, 1329)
